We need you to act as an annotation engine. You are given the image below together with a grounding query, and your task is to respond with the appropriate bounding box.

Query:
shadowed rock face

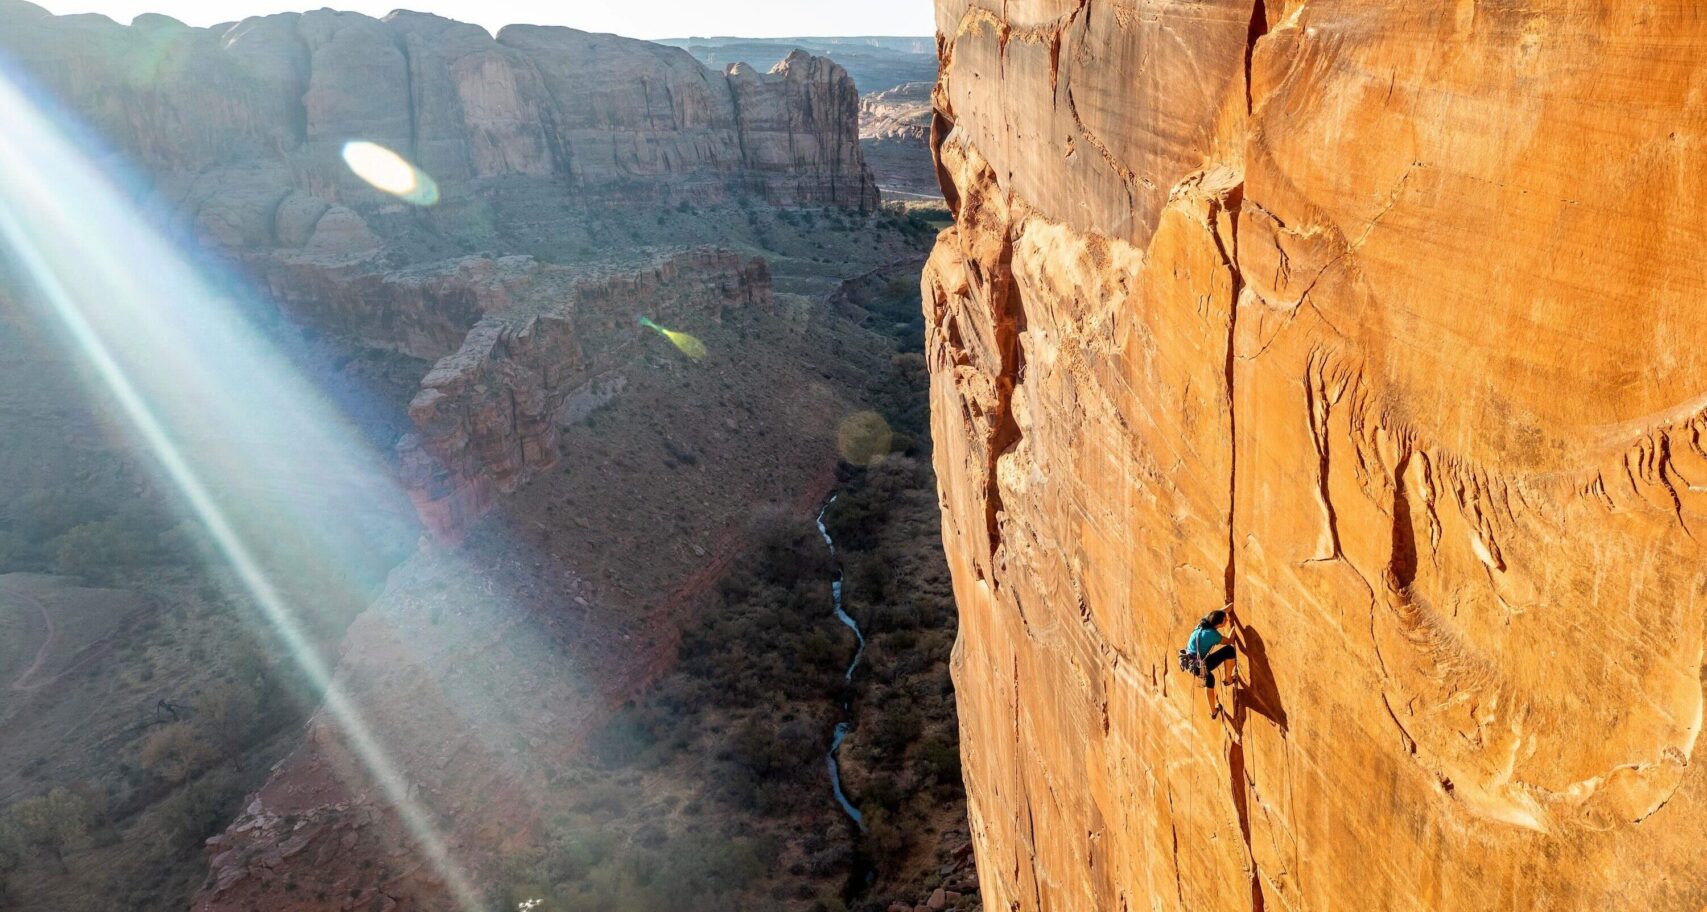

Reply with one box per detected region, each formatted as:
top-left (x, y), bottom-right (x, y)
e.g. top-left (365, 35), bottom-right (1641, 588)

top-left (398, 249), bottom-right (772, 539)
top-left (927, 2), bottom-right (1707, 910)
top-left (0, 1), bottom-right (878, 217)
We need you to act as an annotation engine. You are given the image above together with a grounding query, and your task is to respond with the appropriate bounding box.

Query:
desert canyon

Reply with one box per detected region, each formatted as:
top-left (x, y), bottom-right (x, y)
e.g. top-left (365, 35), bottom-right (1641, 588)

top-left (0, 3), bottom-right (967, 910)
top-left (925, 1), bottom-right (1707, 910)
top-left (4, 0), bottom-right (1707, 910)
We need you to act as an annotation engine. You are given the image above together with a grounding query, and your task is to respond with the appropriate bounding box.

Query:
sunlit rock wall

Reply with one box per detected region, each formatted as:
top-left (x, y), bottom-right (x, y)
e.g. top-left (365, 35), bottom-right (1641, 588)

top-left (925, 2), bottom-right (1707, 909)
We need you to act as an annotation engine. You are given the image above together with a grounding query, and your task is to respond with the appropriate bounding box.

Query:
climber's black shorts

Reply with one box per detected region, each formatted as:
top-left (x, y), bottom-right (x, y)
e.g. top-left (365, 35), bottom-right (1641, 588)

top-left (1202, 644), bottom-right (1236, 687)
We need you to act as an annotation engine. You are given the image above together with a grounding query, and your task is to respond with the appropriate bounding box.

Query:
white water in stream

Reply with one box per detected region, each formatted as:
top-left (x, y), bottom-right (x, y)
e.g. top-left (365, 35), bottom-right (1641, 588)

top-left (817, 496), bottom-right (867, 830)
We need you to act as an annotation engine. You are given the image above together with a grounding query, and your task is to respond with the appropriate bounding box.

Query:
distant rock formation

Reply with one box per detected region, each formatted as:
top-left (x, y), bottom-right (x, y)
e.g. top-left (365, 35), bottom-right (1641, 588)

top-left (0, 0), bottom-right (878, 236)
top-left (927, 1), bottom-right (1707, 911)
top-left (860, 81), bottom-right (932, 145)
top-left (859, 81), bottom-right (938, 197)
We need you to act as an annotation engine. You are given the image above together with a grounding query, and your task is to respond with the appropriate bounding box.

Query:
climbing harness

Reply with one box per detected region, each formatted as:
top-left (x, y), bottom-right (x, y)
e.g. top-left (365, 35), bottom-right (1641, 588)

top-left (1178, 644), bottom-right (1206, 679)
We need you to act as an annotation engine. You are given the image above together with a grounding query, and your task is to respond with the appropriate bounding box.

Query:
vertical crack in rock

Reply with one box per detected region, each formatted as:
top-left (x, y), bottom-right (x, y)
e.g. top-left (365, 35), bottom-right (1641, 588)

top-left (1304, 352), bottom-right (1346, 562)
top-left (1243, 0), bottom-right (1269, 113)
top-left (390, 26), bottom-right (421, 162)
top-left (1226, 7), bottom-right (1274, 909)
top-left (985, 225), bottom-right (1028, 577)
top-left (1210, 182), bottom-right (1269, 912)
top-left (1164, 784), bottom-right (1189, 908)
top-left (1389, 449), bottom-right (1419, 591)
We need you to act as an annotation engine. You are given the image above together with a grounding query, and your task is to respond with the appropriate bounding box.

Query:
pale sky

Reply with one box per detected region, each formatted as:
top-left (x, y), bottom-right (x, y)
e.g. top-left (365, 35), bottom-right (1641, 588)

top-left (31, 0), bottom-right (935, 39)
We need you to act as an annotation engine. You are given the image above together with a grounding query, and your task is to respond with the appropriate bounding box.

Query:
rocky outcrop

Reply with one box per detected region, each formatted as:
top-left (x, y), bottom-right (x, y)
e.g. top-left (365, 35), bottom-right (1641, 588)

top-left (861, 82), bottom-right (932, 145)
top-left (254, 254), bottom-right (540, 359)
top-left (928, 2), bottom-right (1707, 911)
top-left (860, 81), bottom-right (940, 197)
top-left (398, 248), bottom-right (771, 538)
top-left (0, 1), bottom-right (878, 226)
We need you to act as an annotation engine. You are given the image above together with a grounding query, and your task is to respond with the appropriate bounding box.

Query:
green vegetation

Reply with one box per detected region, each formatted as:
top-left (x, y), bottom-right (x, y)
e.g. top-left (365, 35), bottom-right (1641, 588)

top-left (0, 787), bottom-right (99, 877)
top-left (875, 201), bottom-right (944, 244)
top-left (0, 493), bottom-right (193, 584)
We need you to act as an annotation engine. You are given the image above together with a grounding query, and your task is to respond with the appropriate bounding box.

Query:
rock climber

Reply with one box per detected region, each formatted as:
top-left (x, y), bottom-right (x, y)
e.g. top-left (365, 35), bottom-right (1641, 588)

top-left (1181, 608), bottom-right (1238, 718)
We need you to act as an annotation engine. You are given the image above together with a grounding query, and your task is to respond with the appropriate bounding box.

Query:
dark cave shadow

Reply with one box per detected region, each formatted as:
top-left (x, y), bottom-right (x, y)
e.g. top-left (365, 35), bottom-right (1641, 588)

top-left (1235, 624), bottom-right (1288, 736)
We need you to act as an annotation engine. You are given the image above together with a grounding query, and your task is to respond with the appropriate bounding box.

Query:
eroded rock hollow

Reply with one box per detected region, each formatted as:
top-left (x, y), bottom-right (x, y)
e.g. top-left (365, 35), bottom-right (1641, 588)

top-left (925, 2), bottom-right (1707, 909)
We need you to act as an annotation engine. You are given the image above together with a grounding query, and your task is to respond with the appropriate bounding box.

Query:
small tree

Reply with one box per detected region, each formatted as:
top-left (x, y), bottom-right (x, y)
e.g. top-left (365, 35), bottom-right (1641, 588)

top-left (52, 521), bottom-right (129, 584)
top-left (139, 722), bottom-right (217, 785)
top-left (8, 787), bottom-right (93, 874)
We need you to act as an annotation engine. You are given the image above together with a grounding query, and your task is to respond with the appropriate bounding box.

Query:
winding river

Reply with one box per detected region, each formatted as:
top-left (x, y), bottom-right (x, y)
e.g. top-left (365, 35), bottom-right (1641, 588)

top-left (817, 496), bottom-right (867, 830)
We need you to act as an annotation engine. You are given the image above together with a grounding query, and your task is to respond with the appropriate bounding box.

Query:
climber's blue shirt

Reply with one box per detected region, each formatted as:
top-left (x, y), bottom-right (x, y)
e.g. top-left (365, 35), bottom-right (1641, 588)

top-left (1187, 626), bottom-right (1223, 656)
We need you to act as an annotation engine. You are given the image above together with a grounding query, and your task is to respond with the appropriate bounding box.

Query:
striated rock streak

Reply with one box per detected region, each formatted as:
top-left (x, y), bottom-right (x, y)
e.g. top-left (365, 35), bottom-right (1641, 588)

top-left (926, 2), bottom-right (1707, 910)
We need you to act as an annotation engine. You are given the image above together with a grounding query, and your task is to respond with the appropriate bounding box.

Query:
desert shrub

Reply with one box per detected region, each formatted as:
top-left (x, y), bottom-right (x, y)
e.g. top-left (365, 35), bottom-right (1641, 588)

top-left (850, 556), bottom-right (893, 604)
top-left (872, 703), bottom-right (923, 757)
top-left (823, 490), bottom-right (888, 552)
top-left (917, 738), bottom-right (962, 786)
top-left (52, 521), bottom-right (137, 583)
top-left (516, 826), bottom-right (773, 912)
top-left (539, 820), bottom-right (617, 883)
top-left (138, 723), bottom-right (217, 786)
top-left (857, 807), bottom-right (907, 876)
top-left (196, 680), bottom-right (259, 769)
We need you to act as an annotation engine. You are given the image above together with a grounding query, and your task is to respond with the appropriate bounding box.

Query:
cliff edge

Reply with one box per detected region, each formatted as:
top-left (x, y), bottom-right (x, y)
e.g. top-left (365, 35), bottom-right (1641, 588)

top-left (926, 2), bottom-right (1707, 909)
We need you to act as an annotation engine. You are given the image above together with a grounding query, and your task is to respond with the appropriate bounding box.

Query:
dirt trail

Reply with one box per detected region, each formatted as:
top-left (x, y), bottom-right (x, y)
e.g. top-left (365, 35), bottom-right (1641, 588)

top-left (5, 580), bottom-right (58, 692)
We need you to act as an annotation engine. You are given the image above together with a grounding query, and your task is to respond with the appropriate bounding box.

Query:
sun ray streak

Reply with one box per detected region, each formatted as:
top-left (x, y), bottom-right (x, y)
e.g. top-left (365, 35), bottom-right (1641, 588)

top-left (0, 74), bottom-right (482, 910)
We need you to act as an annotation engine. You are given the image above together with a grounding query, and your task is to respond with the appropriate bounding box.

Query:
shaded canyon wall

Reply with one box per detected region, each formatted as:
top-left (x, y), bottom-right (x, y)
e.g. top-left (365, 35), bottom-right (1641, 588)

top-left (925, 2), bottom-right (1707, 910)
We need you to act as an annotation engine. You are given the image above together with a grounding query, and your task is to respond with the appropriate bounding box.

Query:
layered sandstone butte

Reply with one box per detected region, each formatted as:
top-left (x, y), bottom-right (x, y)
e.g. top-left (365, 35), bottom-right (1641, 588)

top-left (0, 0), bottom-right (877, 223)
top-left (926, 2), bottom-right (1707, 910)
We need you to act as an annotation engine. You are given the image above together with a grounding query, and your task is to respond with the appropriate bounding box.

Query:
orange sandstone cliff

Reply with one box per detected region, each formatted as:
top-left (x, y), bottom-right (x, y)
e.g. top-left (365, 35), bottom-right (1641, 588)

top-left (925, 2), bottom-right (1707, 910)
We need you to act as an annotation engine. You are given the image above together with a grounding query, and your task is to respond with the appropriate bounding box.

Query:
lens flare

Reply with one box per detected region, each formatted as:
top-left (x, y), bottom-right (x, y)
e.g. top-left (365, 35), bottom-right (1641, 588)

top-left (341, 140), bottom-right (439, 206)
top-left (0, 76), bottom-right (477, 909)
top-left (637, 314), bottom-right (708, 360)
top-left (837, 411), bottom-right (893, 466)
